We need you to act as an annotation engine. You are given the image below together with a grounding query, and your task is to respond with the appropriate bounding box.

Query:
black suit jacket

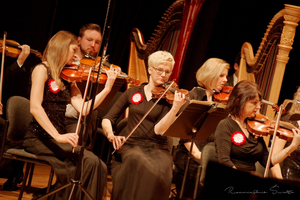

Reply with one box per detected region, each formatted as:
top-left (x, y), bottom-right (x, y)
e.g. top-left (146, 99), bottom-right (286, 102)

top-left (225, 75), bottom-right (234, 87)
top-left (2, 59), bottom-right (26, 119)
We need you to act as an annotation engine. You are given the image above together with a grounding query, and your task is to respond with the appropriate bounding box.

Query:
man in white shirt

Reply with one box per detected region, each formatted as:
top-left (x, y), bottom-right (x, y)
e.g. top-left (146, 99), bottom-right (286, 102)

top-left (65, 23), bottom-right (102, 146)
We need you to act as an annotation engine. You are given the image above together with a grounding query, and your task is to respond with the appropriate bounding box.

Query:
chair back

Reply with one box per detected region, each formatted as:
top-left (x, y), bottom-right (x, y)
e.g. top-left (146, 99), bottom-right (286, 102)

top-left (6, 96), bottom-right (32, 142)
top-left (199, 142), bottom-right (217, 184)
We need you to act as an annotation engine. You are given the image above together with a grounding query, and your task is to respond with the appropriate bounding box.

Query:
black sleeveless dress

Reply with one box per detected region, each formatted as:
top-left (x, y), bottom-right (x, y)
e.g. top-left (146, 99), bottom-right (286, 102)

top-left (23, 63), bottom-right (107, 200)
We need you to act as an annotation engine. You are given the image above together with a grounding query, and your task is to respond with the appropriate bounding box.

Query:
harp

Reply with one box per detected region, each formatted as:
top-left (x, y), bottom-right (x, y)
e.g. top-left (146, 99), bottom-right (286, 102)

top-left (238, 4), bottom-right (300, 121)
top-left (127, 0), bottom-right (205, 87)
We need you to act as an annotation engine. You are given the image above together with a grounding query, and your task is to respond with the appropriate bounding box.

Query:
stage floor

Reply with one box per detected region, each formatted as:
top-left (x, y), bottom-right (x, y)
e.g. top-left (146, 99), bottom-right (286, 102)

top-left (0, 164), bottom-right (112, 200)
top-left (0, 163), bottom-right (177, 200)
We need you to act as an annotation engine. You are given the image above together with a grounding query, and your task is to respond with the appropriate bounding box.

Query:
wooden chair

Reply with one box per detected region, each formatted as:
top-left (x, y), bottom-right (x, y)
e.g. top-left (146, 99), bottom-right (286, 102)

top-left (0, 96), bottom-right (54, 200)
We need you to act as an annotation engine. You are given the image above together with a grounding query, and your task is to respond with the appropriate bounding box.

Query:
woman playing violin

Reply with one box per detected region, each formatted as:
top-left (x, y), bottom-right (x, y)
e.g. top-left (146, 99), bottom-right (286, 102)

top-left (23, 30), bottom-right (119, 199)
top-left (271, 87), bottom-right (300, 181)
top-left (173, 58), bottom-right (229, 198)
top-left (214, 80), bottom-right (300, 174)
top-left (102, 51), bottom-right (187, 200)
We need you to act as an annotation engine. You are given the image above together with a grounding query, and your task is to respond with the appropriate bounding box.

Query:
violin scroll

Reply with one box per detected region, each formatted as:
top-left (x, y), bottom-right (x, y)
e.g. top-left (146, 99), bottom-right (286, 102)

top-left (261, 99), bottom-right (286, 114)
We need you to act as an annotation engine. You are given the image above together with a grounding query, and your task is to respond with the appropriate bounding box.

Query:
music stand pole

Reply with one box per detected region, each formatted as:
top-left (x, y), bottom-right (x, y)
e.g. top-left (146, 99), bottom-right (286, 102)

top-left (179, 109), bottom-right (210, 200)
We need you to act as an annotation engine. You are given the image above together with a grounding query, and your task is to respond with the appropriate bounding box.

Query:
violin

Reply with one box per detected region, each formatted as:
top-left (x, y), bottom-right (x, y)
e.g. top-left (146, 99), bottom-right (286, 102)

top-left (246, 113), bottom-right (295, 141)
top-left (61, 56), bottom-right (139, 86)
top-left (151, 81), bottom-right (190, 104)
top-left (0, 39), bottom-right (42, 59)
top-left (213, 86), bottom-right (233, 104)
top-left (61, 67), bottom-right (108, 84)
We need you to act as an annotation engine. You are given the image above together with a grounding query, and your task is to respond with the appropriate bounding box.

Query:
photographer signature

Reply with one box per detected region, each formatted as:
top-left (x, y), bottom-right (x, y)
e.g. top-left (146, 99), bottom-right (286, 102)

top-left (224, 184), bottom-right (294, 195)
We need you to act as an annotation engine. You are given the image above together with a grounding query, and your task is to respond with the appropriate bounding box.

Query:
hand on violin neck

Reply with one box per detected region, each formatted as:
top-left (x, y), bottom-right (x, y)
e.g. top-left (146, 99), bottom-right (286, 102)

top-left (171, 90), bottom-right (187, 111)
top-left (290, 128), bottom-right (300, 148)
top-left (106, 65), bottom-right (121, 76)
top-left (103, 66), bottom-right (120, 90)
top-left (17, 44), bottom-right (31, 66)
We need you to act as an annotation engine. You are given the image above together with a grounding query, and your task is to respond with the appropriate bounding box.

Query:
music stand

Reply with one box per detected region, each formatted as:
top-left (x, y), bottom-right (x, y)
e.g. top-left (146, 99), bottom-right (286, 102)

top-left (163, 100), bottom-right (228, 200)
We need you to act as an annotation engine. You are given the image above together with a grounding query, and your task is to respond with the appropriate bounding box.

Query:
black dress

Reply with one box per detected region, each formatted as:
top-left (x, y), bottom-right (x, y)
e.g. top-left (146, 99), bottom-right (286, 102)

top-left (23, 64), bottom-right (107, 200)
top-left (281, 142), bottom-right (300, 181)
top-left (214, 116), bottom-right (271, 172)
top-left (103, 83), bottom-right (173, 200)
top-left (279, 115), bottom-right (300, 181)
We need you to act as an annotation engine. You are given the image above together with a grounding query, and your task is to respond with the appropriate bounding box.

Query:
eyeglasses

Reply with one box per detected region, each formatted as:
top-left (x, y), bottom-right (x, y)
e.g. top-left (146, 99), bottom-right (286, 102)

top-left (151, 66), bottom-right (172, 76)
top-left (249, 100), bottom-right (263, 106)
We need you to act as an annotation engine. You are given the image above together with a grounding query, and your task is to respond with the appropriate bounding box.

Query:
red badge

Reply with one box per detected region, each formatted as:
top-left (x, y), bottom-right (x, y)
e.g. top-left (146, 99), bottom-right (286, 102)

top-left (131, 92), bottom-right (143, 104)
top-left (231, 131), bottom-right (246, 146)
top-left (48, 79), bottom-right (60, 93)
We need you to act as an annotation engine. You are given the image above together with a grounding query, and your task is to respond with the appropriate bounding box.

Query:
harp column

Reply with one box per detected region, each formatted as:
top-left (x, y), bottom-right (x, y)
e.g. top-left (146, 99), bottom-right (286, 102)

top-left (266, 4), bottom-right (300, 120)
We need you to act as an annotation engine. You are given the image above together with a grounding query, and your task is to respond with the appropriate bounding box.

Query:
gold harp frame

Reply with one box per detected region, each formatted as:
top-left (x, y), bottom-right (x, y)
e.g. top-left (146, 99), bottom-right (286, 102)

top-left (238, 4), bottom-right (300, 120)
top-left (127, 0), bottom-right (205, 88)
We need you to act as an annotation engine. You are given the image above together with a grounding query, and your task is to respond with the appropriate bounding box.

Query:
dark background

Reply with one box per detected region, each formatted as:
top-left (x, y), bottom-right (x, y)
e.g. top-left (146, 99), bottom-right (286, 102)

top-left (1, 0), bottom-right (300, 105)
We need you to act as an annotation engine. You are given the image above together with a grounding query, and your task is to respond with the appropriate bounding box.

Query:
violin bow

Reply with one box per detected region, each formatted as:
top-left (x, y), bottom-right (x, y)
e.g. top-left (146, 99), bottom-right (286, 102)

top-left (263, 104), bottom-right (284, 177)
top-left (0, 31), bottom-right (7, 103)
top-left (111, 80), bottom-right (176, 154)
top-left (72, 67), bottom-right (93, 153)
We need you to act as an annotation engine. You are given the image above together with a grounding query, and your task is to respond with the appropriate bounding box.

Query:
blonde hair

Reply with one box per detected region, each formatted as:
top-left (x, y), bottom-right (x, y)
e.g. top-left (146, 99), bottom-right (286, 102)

top-left (42, 31), bottom-right (78, 90)
top-left (196, 58), bottom-right (230, 90)
top-left (290, 87), bottom-right (300, 113)
top-left (148, 51), bottom-right (175, 70)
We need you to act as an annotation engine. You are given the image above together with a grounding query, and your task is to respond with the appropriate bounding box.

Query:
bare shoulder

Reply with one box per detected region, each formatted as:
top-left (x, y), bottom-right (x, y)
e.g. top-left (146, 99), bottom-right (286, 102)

top-left (32, 63), bottom-right (48, 81)
top-left (33, 63), bottom-right (48, 73)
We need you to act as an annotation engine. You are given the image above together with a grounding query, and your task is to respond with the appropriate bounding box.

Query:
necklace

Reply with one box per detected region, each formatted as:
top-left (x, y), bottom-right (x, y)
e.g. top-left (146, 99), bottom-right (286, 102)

top-left (230, 115), bottom-right (250, 138)
top-left (231, 115), bottom-right (247, 129)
